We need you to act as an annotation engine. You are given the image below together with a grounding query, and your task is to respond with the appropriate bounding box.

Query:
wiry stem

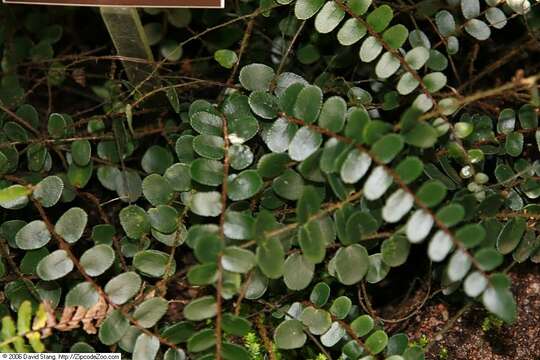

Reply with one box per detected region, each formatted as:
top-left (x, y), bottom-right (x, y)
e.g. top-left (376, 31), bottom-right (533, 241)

top-left (0, 102), bottom-right (39, 136)
top-left (280, 113), bottom-right (490, 280)
top-left (333, 0), bottom-right (477, 174)
top-left (28, 197), bottom-right (177, 349)
top-left (256, 315), bottom-right (277, 360)
top-left (420, 71), bottom-right (540, 121)
top-left (216, 112), bottom-right (231, 360)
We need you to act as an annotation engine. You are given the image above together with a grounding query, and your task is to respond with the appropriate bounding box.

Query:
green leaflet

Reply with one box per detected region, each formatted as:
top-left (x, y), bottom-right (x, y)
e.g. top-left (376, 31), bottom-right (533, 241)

top-left (334, 244), bottom-right (369, 285)
top-left (1, 6), bottom-right (534, 357)
top-left (295, 0), bottom-right (325, 20)
top-left (293, 85), bottom-right (323, 124)
top-left (366, 5), bottom-right (393, 32)
top-left (239, 63), bottom-right (275, 91)
top-left (184, 296), bottom-right (217, 321)
top-left (274, 319), bottom-right (306, 349)
top-left (497, 217), bottom-right (526, 255)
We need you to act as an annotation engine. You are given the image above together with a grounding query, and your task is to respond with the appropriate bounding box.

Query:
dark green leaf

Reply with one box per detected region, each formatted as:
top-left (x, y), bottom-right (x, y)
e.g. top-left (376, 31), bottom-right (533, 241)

top-left (496, 217), bottom-right (526, 255)
top-left (310, 282), bottom-right (331, 307)
top-left (239, 63), bottom-right (275, 92)
top-left (274, 319), bottom-right (306, 349)
top-left (227, 170), bottom-right (263, 201)
top-left (334, 244), bottom-right (369, 285)
top-left (293, 85), bottom-right (323, 124)
top-left (416, 180), bottom-right (447, 207)
top-left (183, 296), bottom-right (217, 321)
top-left (367, 6), bottom-right (393, 32)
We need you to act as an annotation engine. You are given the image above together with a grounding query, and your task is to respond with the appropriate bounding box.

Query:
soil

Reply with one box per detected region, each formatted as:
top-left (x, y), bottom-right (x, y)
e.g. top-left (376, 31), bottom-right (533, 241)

top-left (402, 264), bottom-right (540, 360)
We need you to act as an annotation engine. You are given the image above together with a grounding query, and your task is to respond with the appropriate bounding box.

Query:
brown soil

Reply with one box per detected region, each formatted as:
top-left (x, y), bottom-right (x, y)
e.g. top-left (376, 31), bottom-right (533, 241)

top-left (402, 264), bottom-right (540, 360)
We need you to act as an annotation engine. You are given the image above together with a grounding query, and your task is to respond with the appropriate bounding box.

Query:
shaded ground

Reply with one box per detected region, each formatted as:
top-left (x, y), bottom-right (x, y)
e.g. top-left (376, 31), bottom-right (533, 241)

top-left (402, 264), bottom-right (540, 360)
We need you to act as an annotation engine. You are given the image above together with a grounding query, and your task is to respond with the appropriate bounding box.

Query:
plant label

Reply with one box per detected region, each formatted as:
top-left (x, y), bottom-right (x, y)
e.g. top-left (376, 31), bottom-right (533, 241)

top-left (2, 0), bottom-right (223, 7)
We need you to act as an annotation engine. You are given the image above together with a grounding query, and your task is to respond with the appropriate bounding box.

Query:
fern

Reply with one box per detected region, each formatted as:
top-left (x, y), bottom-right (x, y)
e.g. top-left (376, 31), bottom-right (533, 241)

top-left (0, 0), bottom-right (538, 359)
top-left (0, 301), bottom-right (47, 353)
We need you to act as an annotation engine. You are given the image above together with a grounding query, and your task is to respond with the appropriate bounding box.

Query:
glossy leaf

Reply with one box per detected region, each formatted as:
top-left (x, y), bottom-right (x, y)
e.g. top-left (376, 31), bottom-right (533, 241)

top-left (283, 253), bottom-right (314, 290)
top-left (293, 85), bottom-right (323, 124)
top-left (334, 244), bottom-right (369, 285)
top-left (239, 63), bottom-right (274, 91)
top-left (497, 217), bottom-right (526, 255)
top-left (274, 319), bottom-right (306, 349)
top-left (227, 170), bottom-right (263, 201)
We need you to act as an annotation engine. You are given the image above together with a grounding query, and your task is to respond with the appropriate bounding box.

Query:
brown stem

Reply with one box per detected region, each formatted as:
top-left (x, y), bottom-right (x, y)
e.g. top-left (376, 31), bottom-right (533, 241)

top-left (0, 102), bottom-right (40, 136)
top-left (227, 18), bottom-right (256, 87)
top-left (280, 113), bottom-right (490, 280)
top-left (215, 113), bottom-right (230, 360)
top-left (420, 72), bottom-right (540, 121)
top-left (300, 300), bottom-right (378, 358)
top-left (29, 197), bottom-right (177, 349)
top-left (276, 21), bottom-right (306, 76)
top-left (77, 191), bottom-right (128, 272)
top-left (256, 315), bottom-right (277, 360)
top-left (333, 0), bottom-right (477, 177)
top-left (234, 271), bottom-right (253, 316)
